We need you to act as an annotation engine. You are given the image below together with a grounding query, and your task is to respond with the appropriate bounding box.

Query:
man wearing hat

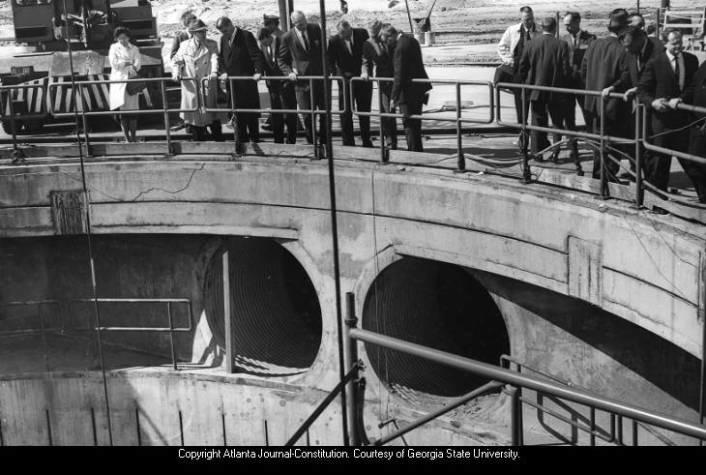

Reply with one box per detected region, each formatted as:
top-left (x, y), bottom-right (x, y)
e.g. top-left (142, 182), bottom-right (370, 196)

top-left (581, 8), bottom-right (632, 182)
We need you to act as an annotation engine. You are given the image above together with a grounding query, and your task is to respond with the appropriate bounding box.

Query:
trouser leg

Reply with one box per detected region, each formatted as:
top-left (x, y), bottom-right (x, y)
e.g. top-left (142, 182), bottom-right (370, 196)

top-left (296, 85), bottom-right (313, 144)
top-left (687, 126), bottom-right (706, 202)
top-left (530, 100), bottom-right (549, 156)
top-left (210, 120), bottom-right (223, 141)
top-left (357, 82), bottom-right (373, 146)
top-left (339, 79), bottom-right (355, 146)
top-left (282, 84), bottom-right (298, 144)
top-left (380, 86), bottom-right (397, 149)
top-left (269, 89), bottom-right (284, 143)
top-left (401, 98), bottom-right (423, 152)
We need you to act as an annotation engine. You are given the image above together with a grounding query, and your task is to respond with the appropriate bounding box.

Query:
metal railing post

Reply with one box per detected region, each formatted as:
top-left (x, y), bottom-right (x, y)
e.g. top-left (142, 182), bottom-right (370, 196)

top-left (635, 102), bottom-right (644, 206)
top-left (456, 82), bottom-right (465, 171)
top-left (599, 95), bottom-right (608, 199)
top-left (167, 301), bottom-right (177, 371)
top-left (223, 250), bottom-right (233, 373)
top-left (7, 91), bottom-right (23, 164)
top-left (590, 407), bottom-right (596, 446)
top-left (344, 292), bottom-right (360, 446)
top-left (521, 87), bottom-right (531, 183)
top-left (377, 80), bottom-right (388, 163)
top-left (309, 78), bottom-right (318, 159)
top-left (509, 386), bottom-right (523, 445)
top-left (229, 79), bottom-right (240, 156)
top-left (78, 84), bottom-right (91, 157)
top-left (161, 80), bottom-right (173, 156)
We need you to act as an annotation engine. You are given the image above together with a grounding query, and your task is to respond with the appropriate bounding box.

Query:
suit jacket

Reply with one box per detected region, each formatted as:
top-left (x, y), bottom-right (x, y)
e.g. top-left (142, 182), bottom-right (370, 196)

top-left (518, 34), bottom-right (571, 102)
top-left (391, 33), bottom-right (432, 105)
top-left (362, 37), bottom-right (394, 79)
top-left (638, 51), bottom-right (698, 129)
top-left (328, 28), bottom-right (368, 77)
top-left (689, 61), bottom-right (706, 122)
top-left (561, 30), bottom-right (595, 87)
top-left (219, 27), bottom-right (264, 76)
top-left (581, 36), bottom-right (631, 118)
top-left (277, 23), bottom-right (324, 78)
top-left (260, 35), bottom-right (285, 89)
top-left (626, 38), bottom-right (662, 88)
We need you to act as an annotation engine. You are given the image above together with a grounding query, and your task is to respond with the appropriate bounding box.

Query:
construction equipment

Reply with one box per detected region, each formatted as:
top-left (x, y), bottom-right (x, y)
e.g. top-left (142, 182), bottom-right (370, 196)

top-left (0, 0), bottom-right (164, 134)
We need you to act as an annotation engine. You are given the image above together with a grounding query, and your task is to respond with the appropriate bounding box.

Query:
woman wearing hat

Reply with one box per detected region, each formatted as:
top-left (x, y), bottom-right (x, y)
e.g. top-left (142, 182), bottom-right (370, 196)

top-left (109, 26), bottom-right (142, 142)
top-left (172, 19), bottom-right (224, 141)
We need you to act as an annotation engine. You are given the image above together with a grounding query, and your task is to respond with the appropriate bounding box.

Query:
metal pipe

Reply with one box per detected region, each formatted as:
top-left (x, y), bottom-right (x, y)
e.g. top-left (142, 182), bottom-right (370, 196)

top-left (521, 86), bottom-right (530, 183)
top-left (284, 364), bottom-right (359, 447)
top-left (309, 77), bottom-right (317, 158)
top-left (160, 80), bottom-right (172, 156)
top-left (378, 80), bottom-right (388, 163)
top-left (78, 84), bottom-right (91, 156)
top-left (404, 0), bottom-right (415, 34)
top-left (344, 292), bottom-right (360, 446)
top-left (319, 0), bottom-right (349, 448)
top-left (456, 83), bottom-right (464, 171)
top-left (599, 94), bottom-right (608, 199)
top-left (229, 79), bottom-right (239, 155)
top-left (635, 102), bottom-right (644, 206)
top-left (508, 386), bottom-right (522, 445)
top-left (62, 0), bottom-right (113, 446)
top-left (700, 255), bottom-right (706, 445)
top-left (374, 381), bottom-right (503, 446)
top-left (135, 406), bottom-right (142, 446)
top-left (349, 328), bottom-right (706, 440)
top-left (590, 407), bottom-right (596, 446)
top-left (223, 250), bottom-right (233, 374)
top-left (632, 419), bottom-right (638, 446)
top-left (167, 301), bottom-right (177, 371)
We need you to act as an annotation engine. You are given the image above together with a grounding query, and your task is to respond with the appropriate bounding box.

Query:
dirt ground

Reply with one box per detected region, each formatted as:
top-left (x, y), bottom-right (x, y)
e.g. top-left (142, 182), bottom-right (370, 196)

top-left (0, 0), bottom-right (699, 63)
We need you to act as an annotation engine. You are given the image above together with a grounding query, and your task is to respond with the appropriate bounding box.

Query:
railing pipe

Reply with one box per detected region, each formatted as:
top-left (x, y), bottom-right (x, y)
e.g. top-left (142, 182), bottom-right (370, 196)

top-left (348, 328), bottom-right (706, 440)
top-left (456, 82), bottom-right (465, 171)
top-left (373, 381), bottom-right (503, 446)
top-left (284, 363), bottom-right (359, 447)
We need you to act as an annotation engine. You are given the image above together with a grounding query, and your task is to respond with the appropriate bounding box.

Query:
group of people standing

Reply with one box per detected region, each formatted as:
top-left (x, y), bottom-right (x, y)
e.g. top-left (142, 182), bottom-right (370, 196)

top-left (499, 6), bottom-right (706, 203)
top-left (159, 9), bottom-right (432, 152)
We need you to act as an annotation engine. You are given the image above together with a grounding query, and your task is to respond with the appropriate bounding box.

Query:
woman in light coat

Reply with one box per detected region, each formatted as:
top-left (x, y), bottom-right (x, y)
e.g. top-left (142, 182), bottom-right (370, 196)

top-left (172, 19), bottom-right (224, 141)
top-left (108, 26), bottom-right (142, 142)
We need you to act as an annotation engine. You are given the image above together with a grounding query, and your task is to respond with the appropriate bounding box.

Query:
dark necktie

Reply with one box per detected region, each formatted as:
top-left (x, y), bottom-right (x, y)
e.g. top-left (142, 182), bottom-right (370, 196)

top-left (674, 55), bottom-right (681, 91)
top-left (303, 31), bottom-right (310, 51)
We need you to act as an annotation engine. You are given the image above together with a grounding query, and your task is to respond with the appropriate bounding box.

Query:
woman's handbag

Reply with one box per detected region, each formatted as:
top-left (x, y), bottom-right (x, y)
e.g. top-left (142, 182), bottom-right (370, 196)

top-left (126, 69), bottom-right (146, 96)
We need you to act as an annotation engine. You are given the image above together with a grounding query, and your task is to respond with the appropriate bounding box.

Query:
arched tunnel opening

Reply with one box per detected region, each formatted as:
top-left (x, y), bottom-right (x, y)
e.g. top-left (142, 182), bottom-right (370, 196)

top-left (203, 237), bottom-right (322, 376)
top-left (362, 257), bottom-right (510, 399)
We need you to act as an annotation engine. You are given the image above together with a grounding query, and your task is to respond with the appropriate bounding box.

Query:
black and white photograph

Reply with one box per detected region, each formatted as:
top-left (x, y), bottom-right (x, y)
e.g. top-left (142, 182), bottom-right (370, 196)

top-left (0, 0), bottom-right (705, 464)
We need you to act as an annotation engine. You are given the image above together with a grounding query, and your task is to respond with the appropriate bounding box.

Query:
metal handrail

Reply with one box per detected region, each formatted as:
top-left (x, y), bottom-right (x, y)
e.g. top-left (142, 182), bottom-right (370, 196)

top-left (349, 76), bottom-right (495, 169)
top-left (0, 297), bottom-right (193, 370)
top-left (348, 328), bottom-right (706, 443)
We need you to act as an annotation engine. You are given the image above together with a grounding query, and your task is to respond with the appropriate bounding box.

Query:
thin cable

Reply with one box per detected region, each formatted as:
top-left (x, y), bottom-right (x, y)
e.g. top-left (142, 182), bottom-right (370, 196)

top-left (62, 0), bottom-right (113, 446)
top-left (318, 1), bottom-right (349, 447)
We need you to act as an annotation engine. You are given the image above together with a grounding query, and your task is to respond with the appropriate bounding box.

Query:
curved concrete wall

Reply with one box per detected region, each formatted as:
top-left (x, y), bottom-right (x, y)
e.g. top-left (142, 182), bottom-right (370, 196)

top-left (0, 147), bottom-right (705, 444)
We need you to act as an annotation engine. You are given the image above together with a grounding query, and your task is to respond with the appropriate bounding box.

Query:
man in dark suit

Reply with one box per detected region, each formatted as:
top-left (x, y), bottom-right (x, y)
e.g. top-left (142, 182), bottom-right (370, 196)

top-left (362, 20), bottom-right (397, 150)
top-left (380, 24), bottom-right (432, 152)
top-left (638, 29), bottom-right (699, 192)
top-left (328, 20), bottom-right (373, 147)
top-left (277, 10), bottom-right (327, 145)
top-left (216, 17), bottom-right (264, 146)
top-left (519, 17), bottom-right (573, 165)
top-left (561, 12), bottom-right (595, 134)
top-left (686, 61), bottom-right (706, 203)
top-left (581, 8), bottom-right (632, 181)
top-left (258, 27), bottom-right (297, 144)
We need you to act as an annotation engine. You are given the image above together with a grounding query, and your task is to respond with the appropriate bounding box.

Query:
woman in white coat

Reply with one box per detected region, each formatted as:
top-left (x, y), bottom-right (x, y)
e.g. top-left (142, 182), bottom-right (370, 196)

top-left (172, 19), bottom-right (224, 141)
top-left (109, 26), bottom-right (142, 142)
